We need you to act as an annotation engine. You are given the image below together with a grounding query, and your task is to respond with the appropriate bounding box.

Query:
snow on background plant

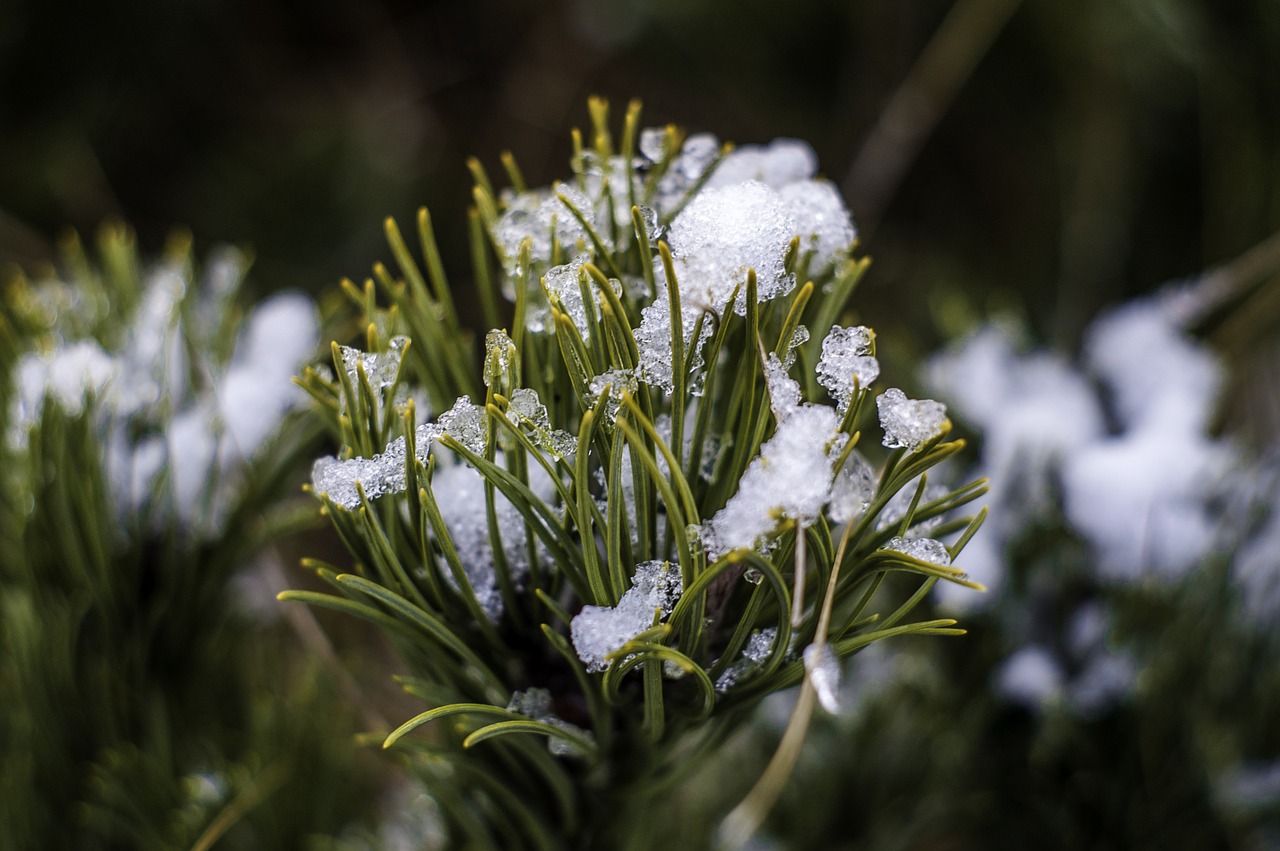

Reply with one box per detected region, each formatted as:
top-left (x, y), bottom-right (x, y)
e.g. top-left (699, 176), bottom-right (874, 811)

top-left (0, 228), bottom-right (378, 848)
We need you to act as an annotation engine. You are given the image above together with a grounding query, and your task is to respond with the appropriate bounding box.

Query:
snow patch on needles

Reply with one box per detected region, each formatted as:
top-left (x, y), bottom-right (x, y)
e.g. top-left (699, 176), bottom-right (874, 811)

top-left (571, 561), bottom-right (683, 673)
top-left (310, 396), bottom-right (484, 510)
top-left (701, 404), bottom-right (844, 561)
top-left (432, 460), bottom-right (556, 622)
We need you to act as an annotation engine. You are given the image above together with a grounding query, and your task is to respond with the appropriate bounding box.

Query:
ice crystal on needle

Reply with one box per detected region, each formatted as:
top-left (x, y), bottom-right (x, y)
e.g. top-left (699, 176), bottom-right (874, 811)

top-left (340, 337), bottom-right (408, 394)
top-left (589, 368), bottom-right (637, 422)
top-left (507, 688), bottom-right (595, 758)
top-left (828, 450), bottom-right (877, 524)
top-left (877, 388), bottom-right (947, 451)
top-left (483, 329), bottom-right (515, 388)
top-left (544, 254), bottom-right (592, 337)
top-left (882, 536), bottom-right (953, 567)
top-left (817, 325), bottom-right (879, 412)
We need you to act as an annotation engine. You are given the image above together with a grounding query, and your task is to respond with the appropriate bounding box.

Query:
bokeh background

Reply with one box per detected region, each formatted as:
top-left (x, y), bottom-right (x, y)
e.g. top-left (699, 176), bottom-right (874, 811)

top-left (4, 0), bottom-right (1277, 351)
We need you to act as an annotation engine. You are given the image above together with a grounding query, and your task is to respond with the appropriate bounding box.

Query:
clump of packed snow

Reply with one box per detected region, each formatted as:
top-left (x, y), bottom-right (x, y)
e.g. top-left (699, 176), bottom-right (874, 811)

top-left (877, 388), bottom-right (947, 451)
top-left (493, 186), bottom-right (596, 278)
top-left (705, 138), bottom-right (818, 191)
top-left (666, 181), bottom-right (798, 314)
top-left (780, 180), bottom-right (857, 273)
top-left (654, 132), bottom-right (721, 215)
top-left (571, 560), bottom-right (683, 673)
top-left (635, 182), bottom-right (797, 393)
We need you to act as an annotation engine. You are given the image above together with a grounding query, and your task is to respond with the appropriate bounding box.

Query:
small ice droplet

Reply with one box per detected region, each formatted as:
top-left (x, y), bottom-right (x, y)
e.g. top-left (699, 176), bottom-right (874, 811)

top-left (781, 325), bottom-right (809, 369)
top-left (483, 329), bottom-right (516, 388)
top-left (639, 127), bottom-right (669, 163)
top-left (804, 643), bottom-right (841, 714)
top-left (636, 204), bottom-right (662, 241)
top-left (877, 388), bottom-right (947, 451)
top-left (545, 254), bottom-right (593, 339)
top-left (828, 450), bottom-right (877, 524)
